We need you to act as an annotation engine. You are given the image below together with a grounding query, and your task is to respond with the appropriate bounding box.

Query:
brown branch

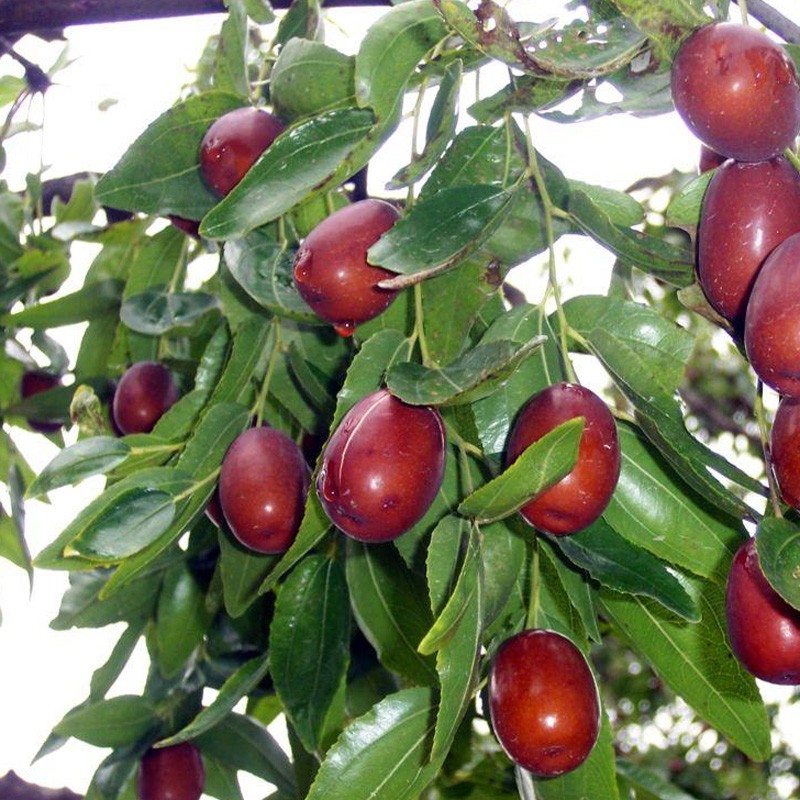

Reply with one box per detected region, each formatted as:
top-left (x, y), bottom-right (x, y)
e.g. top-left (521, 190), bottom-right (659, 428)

top-left (0, 772), bottom-right (82, 800)
top-left (0, 0), bottom-right (390, 40)
top-left (737, 0), bottom-right (800, 44)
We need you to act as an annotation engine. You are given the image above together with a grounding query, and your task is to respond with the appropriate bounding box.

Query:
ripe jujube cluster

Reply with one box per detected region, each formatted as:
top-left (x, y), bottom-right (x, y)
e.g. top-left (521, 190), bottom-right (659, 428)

top-left (673, 21), bottom-right (800, 684)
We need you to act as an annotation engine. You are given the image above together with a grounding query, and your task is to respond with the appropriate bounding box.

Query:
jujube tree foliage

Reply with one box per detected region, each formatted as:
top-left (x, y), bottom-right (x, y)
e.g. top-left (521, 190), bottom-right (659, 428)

top-left (2, 0), bottom-right (800, 798)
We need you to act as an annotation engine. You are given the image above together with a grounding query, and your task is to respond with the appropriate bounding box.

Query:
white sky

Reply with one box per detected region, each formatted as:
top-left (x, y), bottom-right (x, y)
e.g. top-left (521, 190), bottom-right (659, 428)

top-left (0, 2), bottom-right (797, 797)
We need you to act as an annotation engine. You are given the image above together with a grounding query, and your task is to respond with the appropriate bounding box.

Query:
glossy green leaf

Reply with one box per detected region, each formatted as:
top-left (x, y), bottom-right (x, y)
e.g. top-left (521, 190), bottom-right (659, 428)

top-left (386, 337), bottom-right (545, 407)
top-left (214, 0), bottom-right (248, 96)
top-left (600, 580), bottom-right (771, 762)
top-left (121, 289), bottom-right (220, 335)
top-left (223, 231), bottom-right (317, 322)
top-left (53, 695), bottom-right (158, 747)
top-left (666, 170), bottom-right (713, 227)
top-left (555, 518), bottom-right (699, 621)
top-left (270, 555), bottom-right (350, 753)
top-left (200, 108), bottom-right (375, 239)
top-left (94, 91), bottom-right (244, 218)
top-left (275, 0), bottom-right (322, 46)
top-left (346, 539), bottom-right (437, 686)
top-left (756, 517), bottom-right (800, 611)
top-left (480, 519), bottom-right (527, 631)
top-left (458, 418), bottom-right (583, 523)
top-left (84, 745), bottom-right (144, 800)
top-left (305, 686), bottom-right (438, 800)
top-left (210, 315), bottom-right (273, 405)
top-left (218, 527), bottom-right (279, 618)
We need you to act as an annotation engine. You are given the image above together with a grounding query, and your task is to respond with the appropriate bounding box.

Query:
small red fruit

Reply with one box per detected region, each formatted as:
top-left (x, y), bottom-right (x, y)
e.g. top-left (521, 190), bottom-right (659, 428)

top-left (725, 537), bottom-right (800, 684)
top-left (697, 156), bottom-right (800, 330)
top-left (292, 199), bottom-right (401, 335)
top-left (136, 742), bottom-right (205, 800)
top-left (698, 145), bottom-right (726, 173)
top-left (20, 370), bottom-right (63, 433)
top-left (489, 629), bottom-right (601, 778)
top-left (199, 106), bottom-right (285, 197)
top-left (506, 383), bottom-right (620, 536)
top-left (317, 389), bottom-right (446, 542)
top-left (112, 361), bottom-right (180, 435)
top-left (671, 22), bottom-right (800, 161)
top-left (219, 426), bottom-right (310, 554)
top-left (771, 396), bottom-right (800, 509)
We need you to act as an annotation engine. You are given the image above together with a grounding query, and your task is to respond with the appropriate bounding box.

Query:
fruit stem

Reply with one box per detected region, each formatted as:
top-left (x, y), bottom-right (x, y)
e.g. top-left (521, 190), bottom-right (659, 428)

top-left (520, 114), bottom-right (576, 384)
top-left (739, 0), bottom-right (749, 24)
top-left (755, 380), bottom-right (783, 518)
top-left (413, 282), bottom-right (433, 367)
top-left (525, 534), bottom-right (541, 629)
top-left (784, 148), bottom-right (800, 173)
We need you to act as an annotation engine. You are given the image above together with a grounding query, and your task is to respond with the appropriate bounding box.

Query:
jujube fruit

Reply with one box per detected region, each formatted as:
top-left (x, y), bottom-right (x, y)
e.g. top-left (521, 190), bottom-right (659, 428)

top-left (219, 426), bottom-right (310, 554)
top-left (20, 369), bottom-right (63, 433)
top-left (744, 232), bottom-right (800, 397)
top-left (317, 389), bottom-right (446, 542)
top-left (136, 742), bottom-right (205, 800)
top-left (698, 144), bottom-right (726, 173)
top-left (671, 22), bottom-right (800, 161)
top-left (489, 628), bottom-right (601, 778)
top-left (292, 199), bottom-right (401, 336)
top-left (770, 396), bottom-right (800, 508)
top-left (697, 156), bottom-right (800, 330)
top-left (112, 361), bottom-right (179, 435)
top-left (725, 537), bottom-right (800, 684)
top-left (506, 382), bottom-right (620, 536)
top-left (199, 106), bottom-right (285, 197)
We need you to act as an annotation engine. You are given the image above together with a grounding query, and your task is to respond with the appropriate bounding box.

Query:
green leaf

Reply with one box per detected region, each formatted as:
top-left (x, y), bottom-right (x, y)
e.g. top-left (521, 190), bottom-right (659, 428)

top-left (223, 231), bottom-right (318, 322)
top-left (218, 527), bottom-right (279, 618)
top-left (666, 170), bottom-right (713, 227)
top-left (569, 189), bottom-right (694, 287)
top-left (386, 337), bottom-right (545, 407)
top-left (480, 519), bottom-right (527, 631)
top-left (458, 418), bottom-right (584, 524)
top-left (210, 316), bottom-right (273, 405)
top-left (203, 755), bottom-right (244, 800)
top-left (27, 436), bottom-right (131, 498)
top-left (599, 580), bottom-right (771, 762)
top-left (468, 74), bottom-right (573, 125)
top-left (275, 0), bottom-right (322, 46)
top-left (200, 108), bottom-right (375, 239)
top-left (569, 180), bottom-right (644, 227)
top-left (305, 687), bottom-right (438, 800)
top-left (0, 500), bottom-right (31, 576)
top-left (94, 91), bottom-right (244, 218)
top-left (346, 539), bottom-right (437, 686)
top-left (121, 289), bottom-right (220, 335)
top-left (609, 0), bottom-right (708, 59)
top-left (555, 518), bottom-right (700, 621)
top-left (214, 0), bottom-right (249, 96)
top-left (616, 759), bottom-right (702, 800)
top-left (53, 695), bottom-right (158, 747)
top-left (270, 555), bottom-right (350, 753)
top-left (159, 653), bottom-right (270, 745)
top-left (756, 517), bottom-right (800, 611)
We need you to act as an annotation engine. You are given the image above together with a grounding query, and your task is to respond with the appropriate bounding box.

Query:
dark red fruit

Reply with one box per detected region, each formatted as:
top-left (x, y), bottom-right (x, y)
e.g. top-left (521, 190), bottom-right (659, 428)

top-left (317, 389), bottom-right (446, 542)
top-left (292, 199), bottom-right (401, 336)
top-left (112, 361), bottom-right (180, 435)
top-left (219, 426), bottom-right (310, 554)
top-left (168, 215), bottom-right (201, 238)
top-left (770, 396), bottom-right (800, 508)
top-left (136, 742), bottom-right (205, 800)
top-left (199, 106), bottom-right (285, 197)
top-left (726, 537), bottom-right (800, 684)
top-left (698, 145), bottom-right (726, 173)
top-left (671, 22), bottom-right (800, 162)
top-left (744, 232), bottom-right (800, 397)
top-left (20, 370), bottom-right (63, 433)
top-left (489, 629), bottom-right (601, 778)
top-left (697, 156), bottom-right (800, 329)
top-left (506, 382), bottom-right (620, 536)
top-left (205, 489), bottom-right (224, 527)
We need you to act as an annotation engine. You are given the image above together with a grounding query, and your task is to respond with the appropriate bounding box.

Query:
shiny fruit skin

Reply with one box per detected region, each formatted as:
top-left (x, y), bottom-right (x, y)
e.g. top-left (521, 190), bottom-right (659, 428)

top-left (770, 396), bottom-right (800, 508)
top-left (317, 389), bottom-right (446, 542)
top-left (136, 742), bottom-right (205, 800)
top-left (489, 629), bottom-right (601, 778)
top-left (671, 22), bottom-right (800, 161)
top-left (199, 107), bottom-right (285, 197)
top-left (219, 426), bottom-right (310, 554)
top-left (725, 537), bottom-right (800, 684)
top-left (112, 361), bottom-right (180, 435)
top-left (293, 199), bottom-right (401, 335)
top-left (698, 145), bottom-right (726, 173)
top-left (697, 156), bottom-right (800, 330)
top-left (506, 382), bottom-right (620, 536)
top-left (744, 232), bottom-right (800, 397)
top-left (20, 370), bottom-right (63, 433)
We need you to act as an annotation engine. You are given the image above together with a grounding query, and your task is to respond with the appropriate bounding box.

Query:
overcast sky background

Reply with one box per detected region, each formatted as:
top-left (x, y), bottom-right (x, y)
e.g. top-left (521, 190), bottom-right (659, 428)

top-left (0, 2), bottom-right (796, 797)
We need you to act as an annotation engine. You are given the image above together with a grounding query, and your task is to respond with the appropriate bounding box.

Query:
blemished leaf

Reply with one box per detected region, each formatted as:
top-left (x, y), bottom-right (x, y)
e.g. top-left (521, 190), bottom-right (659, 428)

top-left (346, 539), bottom-right (437, 687)
top-left (200, 108), bottom-right (375, 239)
top-left (120, 289), bottom-right (220, 335)
top-left (756, 517), bottom-right (800, 611)
top-left (270, 555), bottom-right (350, 753)
top-left (94, 91), bottom-right (244, 218)
top-left (600, 580), bottom-right (772, 762)
top-left (386, 337), bottom-right (545, 406)
top-left (468, 74), bottom-right (574, 124)
top-left (53, 695), bottom-right (158, 747)
top-left (275, 0), bottom-right (322, 46)
top-left (158, 653), bottom-right (271, 745)
top-left (609, 0), bottom-right (707, 59)
top-left (305, 687), bottom-right (438, 800)
top-left (458, 418), bottom-right (584, 524)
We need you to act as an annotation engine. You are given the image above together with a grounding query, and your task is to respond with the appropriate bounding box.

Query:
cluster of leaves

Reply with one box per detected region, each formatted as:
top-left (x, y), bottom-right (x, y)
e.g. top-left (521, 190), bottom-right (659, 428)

top-left (3, 0), bottom-right (800, 798)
